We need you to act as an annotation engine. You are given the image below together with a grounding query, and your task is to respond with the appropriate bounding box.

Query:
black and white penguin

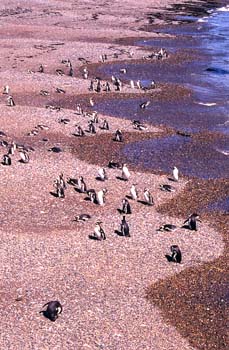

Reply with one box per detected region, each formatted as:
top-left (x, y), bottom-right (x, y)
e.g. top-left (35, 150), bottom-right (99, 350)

top-left (130, 184), bottom-right (138, 200)
top-left (78, 176), bottom-right (87, 193)
top-left (97, 167), bottom-right (107, 181)
top-left (114, 129), bottom-right (123, 142)
top-left (2, 154), bottom-right (11, 166)
top-left (143, 188), bottom-right (154, 205)
top-left (40, 301), bottom-right (62, 322)
top-left (169, 245), bottom-right (182, 263)
top-left (183, 213), bottom-right (201, 231)
top-left (121, 198), bottom-right (132, 214)
top-left (122, 163), bottom-right (130, 181)
top-left (19, 150), bottom-right (30, 163)
top-left (91, 222), bottom-right (106, 240)
top-left (120, 216), bottom-right (130, 237)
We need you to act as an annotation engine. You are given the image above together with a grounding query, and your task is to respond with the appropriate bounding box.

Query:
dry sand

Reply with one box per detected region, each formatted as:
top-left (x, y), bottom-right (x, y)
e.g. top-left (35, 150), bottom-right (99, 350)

top-left (0, 1), bottom-right (227, 350)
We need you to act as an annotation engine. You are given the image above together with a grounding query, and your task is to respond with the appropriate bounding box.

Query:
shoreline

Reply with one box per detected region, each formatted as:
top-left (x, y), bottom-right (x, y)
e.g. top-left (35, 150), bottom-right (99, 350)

top-left (0, 1), bottom-right (227, 349)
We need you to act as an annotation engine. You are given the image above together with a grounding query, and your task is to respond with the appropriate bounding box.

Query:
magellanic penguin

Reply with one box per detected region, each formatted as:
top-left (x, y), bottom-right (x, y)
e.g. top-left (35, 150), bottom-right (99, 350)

top-left (121, 164), bottom-right (130, 181)
top-left (143, 188), bottom-right (154, 205)
top-left (120, 216), bottom-right (130, 237)
top-left (92, 221), bottom-right (106, 240)
top-left (97, 167), bottom-right (107, 181)
top-left (130, 184), bottom-right (138, 200)
top-left (97, 188), bottom-right (107, 205)
top-left (121, 198), bottom-right (132, 214)
top-left (169, 245), bottom-right (182, 263)
top-left (40, 300), bottom-right (62, 322)
top-left (172, 166), bottom-right (179, 182)
top-left (183, 213), bottom-right (201, 231)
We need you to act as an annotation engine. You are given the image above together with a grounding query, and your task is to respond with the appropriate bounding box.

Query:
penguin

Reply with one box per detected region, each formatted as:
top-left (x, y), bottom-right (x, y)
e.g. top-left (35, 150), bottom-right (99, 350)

top-left (83, 67), bottom-right (88, 79)
top-left (78, 176), bottom-right (87, 193)
top-left (89, 80), bottom-right (94, 91)
top-left (74, 214), bottom-right (91, 222)
top-left (95, 79), bottom-right (101, 93)
top-left (97, 188), bottom-right (107, 205)
top-left (75, 125), bottom-right (85, 137)
top-left (121, 163), bottom-right (130, 181)
top-left (55, 87), bottom-right (66, 94)
top-left (7, 95), bottom-right (15, 107)
top-left (54, 180), bottom-right (65, 198)
top-left (76, 104), bottom-right (83, 115)
top-left (97, 168), bottom-right (107, 181)
top-left (160, 184), bottom-right (175, 192)
top-left (130, 80), bottom-right (135, 89)
top-left (183, 213), bottom-right (201, 231)
top-left (38, 64), bottom-right (44, 73)
top-left (151, 80), bottom-right (156, 89)
top-left (91, 112), bottom-right (99, 124)
top-left (108, 160), bottom-right (120, 169)
top-left (130, 184), bottom-right (138, 200)
top-left (40, 301), bottom-right (62, 322)
top-left (19, 150), bottom-right (29, 163)
top-left (56, 69), bottom-right (64, 76)
top-left (172, 166), bottom-right (179, 182)
top-left (89, 97), bottom-right (94, 107)
top-left (87, 189), bottom-right (97, 203)
top-left (69, 66), bottom-right (74, 77)
top-left (157, 224), bottom-right (177, 232)
top-left (143, 188), bottom-right (154, 205)
top-left (120, 68), bottom-right (127, 74)
top-left (2, 154), bottom-right (11, 166)
top-left (132, 120), bottom-right (147, 131)
top-left (91, 222), bottom-right (106, 240)
top-left (120, 216), bottom-right (130, 237)
top-left (40, 90), bottom-right (49, 96)
top-left (136, 80), bottom-right (142, 89)
top-left (104, 82), bottom-right (111, 92)
top-left (88, 121), bottom-right (96, 134)
top-left (3, 85), bottom-right (10, 94)
top-left (139, 101), bottom-right (150, 109)
top-left (114, 129), bottom-right (123, 142)
top-left (121, 198), bottom-right (132, 214)
top-left (168, 245), bottom-right (182, 263)
top-left (101, 119), bottom-right (109, 130)
top-left (58, 173), bottom-right (66, 190)
top-left (8, 142), bottom-right (16, 155)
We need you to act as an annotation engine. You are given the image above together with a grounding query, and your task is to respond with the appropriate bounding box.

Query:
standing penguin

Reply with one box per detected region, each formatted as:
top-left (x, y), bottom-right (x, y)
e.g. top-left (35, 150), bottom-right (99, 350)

top-left (172, 166), bottom-right (179, 182)
top-left (114, 129), bottom-right (123, 142)
top-left (77, 176), bottom-right (87, 193)
top-left (120, 216), bottom-right (130, 237)
top-left (183, 213), bottom-right (201, 231)
top-left (19, 150), bottom-right (29, 163)
top-left (40, 300), bottom-right (62, 321)
top-left (121, 164), bottom-right (130, 181)
top-left (97, 167), bottom-right (107, 181)
top-left (121, 198), bottom-right (132, 214)
top-left (169, 245), bottom-right (182, 263)
top-left (97, 188), bottom-right (107, 205)
top-left (130, 184), bottom-right (138, 200)
top-left (2, 154), bottom-right (11, 166)
top-left (91, 222), bottom-right (106, 240)
top-left (143, 188), bottom-right (154, 205)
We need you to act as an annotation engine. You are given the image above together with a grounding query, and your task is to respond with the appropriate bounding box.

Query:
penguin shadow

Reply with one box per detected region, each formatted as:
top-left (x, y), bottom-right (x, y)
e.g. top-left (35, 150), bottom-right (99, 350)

top-left (114, 229), bottom-right (124, 237)
top-left (49, 191), bottom-right (59, 198)
top-left (168, 177), bottom-right (177, 182)
top-left (95, 176), bottom-right (105, 182)
top-left (116, 176), bottom-right (128, 181)
top-left (181, 224), bottom-right (193, 230)
top-left (75, 188), bottom-right (84, 193)
top-left (72, 133), bottom-right (85, 137)
top-left (137, 199), bottom-right (153, 206)
top-left (88, 234), bottom-right (105, 241)
top-left (18, 159), bottom-right (28, 164)
top-left (165, 254), bottom-right (174, 262)
top-left (125, 195), bottom-right (133, 200)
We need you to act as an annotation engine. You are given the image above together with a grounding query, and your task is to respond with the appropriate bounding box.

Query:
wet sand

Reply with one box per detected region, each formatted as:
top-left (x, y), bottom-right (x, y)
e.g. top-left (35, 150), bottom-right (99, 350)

top-left (0, 1), bottom-right (228, 350)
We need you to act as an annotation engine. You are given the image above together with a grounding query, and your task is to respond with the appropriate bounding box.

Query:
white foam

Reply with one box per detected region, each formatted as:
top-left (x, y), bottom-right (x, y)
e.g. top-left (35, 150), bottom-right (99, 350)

top-left (215, 148), bottom-right (229, 156)
top-left (217, 5), bottom-right (229, 12)
top-left (197, 17), bottom-right (207, 23)
top-left (196, 102), bottom-right (217, 106)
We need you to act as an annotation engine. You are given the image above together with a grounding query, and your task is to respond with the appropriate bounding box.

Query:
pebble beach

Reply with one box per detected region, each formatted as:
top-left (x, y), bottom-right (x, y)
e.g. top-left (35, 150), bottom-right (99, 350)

top-left (0, 1), bottom-right (228, 350)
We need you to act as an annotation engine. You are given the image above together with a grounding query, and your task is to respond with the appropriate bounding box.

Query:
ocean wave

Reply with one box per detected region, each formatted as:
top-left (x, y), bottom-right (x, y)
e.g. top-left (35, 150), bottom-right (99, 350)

top-left (217, 5), bottom-right (229, 12)
top-left (215, 148), bottom-right (229, 156)
top-left (196, 102), bottom-right (217, 106)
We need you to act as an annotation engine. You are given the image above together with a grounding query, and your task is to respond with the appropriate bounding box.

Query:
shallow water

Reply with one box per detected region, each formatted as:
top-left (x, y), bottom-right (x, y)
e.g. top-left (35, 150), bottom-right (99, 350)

top-left (96, 6), bottom-right (229, 182)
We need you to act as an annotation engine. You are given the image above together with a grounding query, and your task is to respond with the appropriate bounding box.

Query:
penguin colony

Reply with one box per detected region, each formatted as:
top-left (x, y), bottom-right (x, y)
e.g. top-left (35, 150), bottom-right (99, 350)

top-left (1, 47), bottom-right (201, 322)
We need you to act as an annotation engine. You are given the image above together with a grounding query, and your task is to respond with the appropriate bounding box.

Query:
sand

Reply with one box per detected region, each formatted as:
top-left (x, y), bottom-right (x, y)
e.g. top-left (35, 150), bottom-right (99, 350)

top-left (0, 1), bottom-right (227, 350)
